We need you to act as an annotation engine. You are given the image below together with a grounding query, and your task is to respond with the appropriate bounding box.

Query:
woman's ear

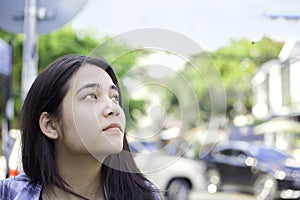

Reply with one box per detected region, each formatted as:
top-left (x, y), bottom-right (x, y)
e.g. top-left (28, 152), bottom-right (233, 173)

top-left (39, 112), bottom-right (59, 139)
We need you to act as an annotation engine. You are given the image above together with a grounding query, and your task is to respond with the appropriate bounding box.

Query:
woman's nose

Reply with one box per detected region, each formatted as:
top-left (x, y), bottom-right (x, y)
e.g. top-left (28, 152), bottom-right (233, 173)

top-left (103, 99), bottom-right (120, 117)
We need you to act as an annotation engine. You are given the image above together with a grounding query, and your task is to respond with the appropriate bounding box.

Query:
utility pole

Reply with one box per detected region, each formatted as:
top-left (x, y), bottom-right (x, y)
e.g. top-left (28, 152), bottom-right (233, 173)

top-left (21, 0), bottom-right (38, 102)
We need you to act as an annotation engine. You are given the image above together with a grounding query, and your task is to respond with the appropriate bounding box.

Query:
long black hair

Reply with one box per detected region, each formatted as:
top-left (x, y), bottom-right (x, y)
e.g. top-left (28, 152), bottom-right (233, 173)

top-left (20, 54), bottom-right (159, 200)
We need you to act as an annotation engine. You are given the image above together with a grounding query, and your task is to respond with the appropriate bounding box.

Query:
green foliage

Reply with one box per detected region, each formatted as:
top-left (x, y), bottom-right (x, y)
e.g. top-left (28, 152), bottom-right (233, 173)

top-left (184, 36), bottom-right (282, 120)
top-left (38, 27), bottom-right (98, 69)
top-left (0, 30), bottom-right (24, 126)
top-left (0, 27), bottom-right (285, 133)
top-left (0, 26), bottom-right (146, 129)
top-left (127, 99), bottom-right (148, 126)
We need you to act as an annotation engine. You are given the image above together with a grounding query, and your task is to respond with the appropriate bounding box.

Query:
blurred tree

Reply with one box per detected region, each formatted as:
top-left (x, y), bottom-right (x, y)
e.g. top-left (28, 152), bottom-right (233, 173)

top-left (209, 37), bottom-right (282, 119)
top-left (0, 30), bottom-right (23, 129)
top-left (0, 26), bottom-right (146, 129)
top-left (171, 36), bottom-right (282, 128)
top-left (0, 28), bottom-right (284, 133)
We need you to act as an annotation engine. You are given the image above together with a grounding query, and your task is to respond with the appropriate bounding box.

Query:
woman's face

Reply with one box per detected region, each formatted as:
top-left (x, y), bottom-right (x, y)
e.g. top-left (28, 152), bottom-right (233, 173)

top-left (56, 64), bottom-right (126, 159)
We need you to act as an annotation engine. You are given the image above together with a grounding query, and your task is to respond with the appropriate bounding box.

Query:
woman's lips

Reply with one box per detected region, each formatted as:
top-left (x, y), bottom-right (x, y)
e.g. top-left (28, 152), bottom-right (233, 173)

top-left (103, 123), bottom-right (122, 132)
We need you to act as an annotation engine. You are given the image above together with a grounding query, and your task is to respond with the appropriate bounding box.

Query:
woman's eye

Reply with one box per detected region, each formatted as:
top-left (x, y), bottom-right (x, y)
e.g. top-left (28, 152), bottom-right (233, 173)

top-left (85, 93), bottom-right (97, 99)
top-left (111, 94), bottom-right (119, 102)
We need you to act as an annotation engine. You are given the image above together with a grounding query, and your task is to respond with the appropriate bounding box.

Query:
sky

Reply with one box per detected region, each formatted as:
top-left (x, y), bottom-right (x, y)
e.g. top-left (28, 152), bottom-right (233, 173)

top-left (72, 0), bottom-right (300, 51)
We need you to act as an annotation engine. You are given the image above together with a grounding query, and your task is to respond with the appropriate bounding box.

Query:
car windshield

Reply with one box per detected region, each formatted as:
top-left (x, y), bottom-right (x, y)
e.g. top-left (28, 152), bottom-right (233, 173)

top-left (256, 148), bottom-right (290, 161)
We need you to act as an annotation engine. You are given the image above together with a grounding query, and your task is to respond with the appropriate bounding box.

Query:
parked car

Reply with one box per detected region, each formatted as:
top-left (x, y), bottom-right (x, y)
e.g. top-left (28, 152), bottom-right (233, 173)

top-left (201, 140), bottom-right (300, 200)
top-left (129, 140), bottom-right (206, 200)
top-left (0, 156), bottom-right (7, 179)
top-left (8, 129), bottom-right (22, 177)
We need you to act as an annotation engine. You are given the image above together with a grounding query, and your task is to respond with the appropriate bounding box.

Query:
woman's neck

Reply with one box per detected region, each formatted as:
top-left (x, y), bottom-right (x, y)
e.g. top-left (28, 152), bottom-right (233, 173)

top-left (44, 147), bottom-right (106, 199)
top-left (42, 182), bottom-right (105, 200)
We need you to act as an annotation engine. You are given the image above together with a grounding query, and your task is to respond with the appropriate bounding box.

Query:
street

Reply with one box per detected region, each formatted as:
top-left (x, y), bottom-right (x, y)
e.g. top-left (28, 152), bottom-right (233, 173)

top-left (189, 191), bottom-right (256, 200)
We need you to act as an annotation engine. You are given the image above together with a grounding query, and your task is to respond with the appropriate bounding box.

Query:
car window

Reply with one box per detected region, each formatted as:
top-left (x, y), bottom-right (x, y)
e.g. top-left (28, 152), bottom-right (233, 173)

top-left (212, 149), bottom-right (233, 159)
top-left (219, 149), bottom-right (232, 156)
top-left (232, 150), bottom-right (248, 163)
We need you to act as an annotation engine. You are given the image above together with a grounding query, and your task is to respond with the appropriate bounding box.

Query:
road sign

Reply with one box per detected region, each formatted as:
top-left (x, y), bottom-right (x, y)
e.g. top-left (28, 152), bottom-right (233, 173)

top-left (0, 0), bottom-right (88, 34)
top-left (0, 0), bottom-right (88, 102)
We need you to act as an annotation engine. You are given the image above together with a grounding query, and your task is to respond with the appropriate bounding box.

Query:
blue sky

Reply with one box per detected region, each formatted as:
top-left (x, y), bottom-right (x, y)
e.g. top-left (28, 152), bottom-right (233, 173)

top-left (72, 0), bottom-right (300, 51)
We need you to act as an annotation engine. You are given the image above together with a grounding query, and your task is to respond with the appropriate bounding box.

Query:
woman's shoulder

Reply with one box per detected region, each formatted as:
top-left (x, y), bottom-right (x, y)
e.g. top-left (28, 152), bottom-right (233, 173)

top-left (0, 173), bottom-right (42, 199)
top-left (1, 173), bottom-right (28, 188)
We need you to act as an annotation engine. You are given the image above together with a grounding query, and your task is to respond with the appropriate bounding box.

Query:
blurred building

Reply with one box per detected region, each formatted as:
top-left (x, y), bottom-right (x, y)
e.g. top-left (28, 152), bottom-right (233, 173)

top-left (252, 40), bottom-right (300, 157)
top-left (252, 41), bottom-right (300, 119)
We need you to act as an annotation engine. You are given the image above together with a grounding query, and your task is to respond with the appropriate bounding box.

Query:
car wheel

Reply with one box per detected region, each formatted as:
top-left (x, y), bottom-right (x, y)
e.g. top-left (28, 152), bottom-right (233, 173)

top-left (206, 168), bottom-right (221, 193)
top-left (166, 179), bottom-right (191, 200)
top-left (253, 174), bottom-right (277, 200)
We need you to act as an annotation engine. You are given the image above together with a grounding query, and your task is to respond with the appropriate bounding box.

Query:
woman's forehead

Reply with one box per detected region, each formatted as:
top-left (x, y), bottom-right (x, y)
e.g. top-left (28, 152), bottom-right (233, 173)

top-left (68, 64), bottom-right (114, 90)
top-left (75, 64), bottom-right (111, 80)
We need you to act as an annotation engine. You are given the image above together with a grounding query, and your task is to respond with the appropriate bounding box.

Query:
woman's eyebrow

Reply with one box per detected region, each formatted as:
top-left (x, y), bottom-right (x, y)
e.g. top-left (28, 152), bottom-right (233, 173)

top-left (111, 85), bottom-right (119, 93)
top-left (76, 83), bottom-right (100, 94)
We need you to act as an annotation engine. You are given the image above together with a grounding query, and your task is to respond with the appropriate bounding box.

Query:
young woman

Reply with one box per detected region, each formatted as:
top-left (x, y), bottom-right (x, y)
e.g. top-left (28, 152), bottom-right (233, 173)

top-left (0, 55), bottom-right (161, 200)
